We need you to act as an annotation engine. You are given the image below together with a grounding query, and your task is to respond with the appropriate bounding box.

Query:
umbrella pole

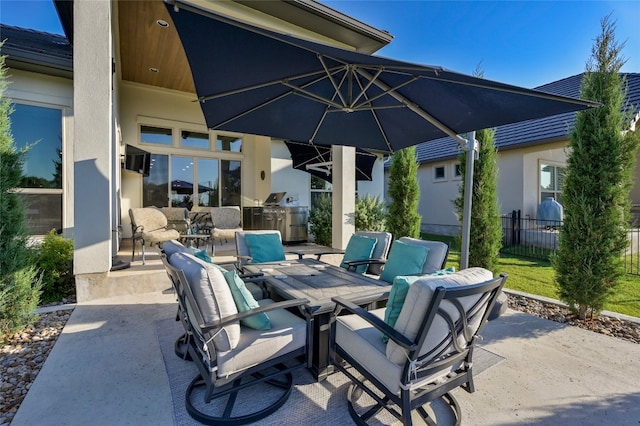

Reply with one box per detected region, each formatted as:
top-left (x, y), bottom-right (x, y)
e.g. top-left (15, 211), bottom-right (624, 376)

top-left (460, 132), bottom-right (477, 270)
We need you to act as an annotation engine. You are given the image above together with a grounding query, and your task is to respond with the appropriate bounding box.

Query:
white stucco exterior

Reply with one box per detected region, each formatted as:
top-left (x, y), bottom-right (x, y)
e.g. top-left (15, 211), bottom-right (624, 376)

top-left (41, 0), bottom-right (386, 295)
top-left (411, 140), bottom-right (571, 235)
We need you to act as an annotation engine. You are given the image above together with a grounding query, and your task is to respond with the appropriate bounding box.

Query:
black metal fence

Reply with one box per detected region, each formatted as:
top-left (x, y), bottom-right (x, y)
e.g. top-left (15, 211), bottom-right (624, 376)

top-left (500, 210), bottom-right (640, 275)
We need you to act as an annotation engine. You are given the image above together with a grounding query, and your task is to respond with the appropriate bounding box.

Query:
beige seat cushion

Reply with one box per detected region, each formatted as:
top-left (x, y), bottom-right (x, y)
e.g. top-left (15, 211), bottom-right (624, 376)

top-left (216, 299), bottom-right (307, 377)
top-left (130, 207), bottom-right (180, 243)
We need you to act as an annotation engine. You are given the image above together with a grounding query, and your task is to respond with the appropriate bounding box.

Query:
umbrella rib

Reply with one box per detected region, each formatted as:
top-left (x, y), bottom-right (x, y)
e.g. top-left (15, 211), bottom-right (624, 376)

top-left (199, 68), bottom-right (329, 102)
top-left (281, 81), bottom-right (345, 109)
top-left (353, 74), bottom-right (420, 110)
top-left (208, 71), bottom-right (337, 129)
top-left (352, 75), bottom-right (394, 153)
top-left (356, 68), bottom-right (467, 146)
top-left (351, 67), bottom-right (383, 106)
top-left (317, 54), bottom-right (348, 108)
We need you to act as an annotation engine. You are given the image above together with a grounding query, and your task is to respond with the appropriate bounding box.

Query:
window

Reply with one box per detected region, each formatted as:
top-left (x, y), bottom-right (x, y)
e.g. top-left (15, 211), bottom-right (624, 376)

top-left (453, 163), bottom-right (462, 179)
top-left (10, 103), bottom-right (63, 235)
top-left (540, 163), bottom-right (565, 204)
top-left (143, 154), bottom-right (169, 207)
top-left (217, 135), bottom-right (242, 152)
top-left (141, 125), bottom-right (172, 145)
top-left (434, 165), bottom-right (446, 181)
top-left (181, 130), bottom-right (209, 149)
top-left (310, 175), bottom-right (332, 209)
top-left (142, 155), bottom-right (240, 208)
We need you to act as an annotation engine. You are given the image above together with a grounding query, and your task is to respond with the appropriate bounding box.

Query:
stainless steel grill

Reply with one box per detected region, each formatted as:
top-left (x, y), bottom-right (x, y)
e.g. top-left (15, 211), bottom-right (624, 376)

top-left (242, 192), bottom-right (308, 243)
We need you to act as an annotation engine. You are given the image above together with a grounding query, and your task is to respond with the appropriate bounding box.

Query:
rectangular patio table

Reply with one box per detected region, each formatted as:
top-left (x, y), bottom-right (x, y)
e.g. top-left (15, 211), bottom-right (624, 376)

top-left (242, 258), bottom-right (390, 381)
top-left (285, 243), bottom-right (345, 260)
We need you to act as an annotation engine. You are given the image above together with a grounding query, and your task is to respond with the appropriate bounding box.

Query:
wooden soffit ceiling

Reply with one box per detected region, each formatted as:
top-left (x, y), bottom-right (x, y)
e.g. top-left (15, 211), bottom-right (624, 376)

top-left (118, 1), bottom-right (196, 93)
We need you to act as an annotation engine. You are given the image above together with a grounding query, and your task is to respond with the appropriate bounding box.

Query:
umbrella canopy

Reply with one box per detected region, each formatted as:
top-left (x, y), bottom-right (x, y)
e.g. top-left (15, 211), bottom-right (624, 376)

top-left (165, 0), bottom-right (598, 268)
top-left (165, 2), bottom-right (597, 154)
top-left (171, 179), bottom-right (215, 194)
top-left (284, 141), bottom-right (377, 183)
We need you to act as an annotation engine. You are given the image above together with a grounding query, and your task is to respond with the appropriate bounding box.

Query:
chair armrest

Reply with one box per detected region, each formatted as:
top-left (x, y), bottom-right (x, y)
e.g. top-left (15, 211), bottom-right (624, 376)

top-left (200, 298), bottom-right (310, 332)
top-left (312, 249), bottom-right (345, 260)
top-left (332, 296), bottom-right (416, 351)
top-left (342, 258), bottom-right (386, 272)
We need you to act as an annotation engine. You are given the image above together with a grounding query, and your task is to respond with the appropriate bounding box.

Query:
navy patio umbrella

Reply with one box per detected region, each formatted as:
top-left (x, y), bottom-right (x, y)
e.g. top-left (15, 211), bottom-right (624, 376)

top-left (165, 0), bottom-right (598, 267)
top-left (165, 1), bottom-right (597, 154)
top-left (284, 141), bottom-right (377, 183)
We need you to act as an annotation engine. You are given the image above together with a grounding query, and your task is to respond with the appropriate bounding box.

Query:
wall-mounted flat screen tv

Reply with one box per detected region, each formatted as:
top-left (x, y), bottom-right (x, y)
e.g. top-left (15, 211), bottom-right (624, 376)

top-left (123, 145), bottom-right (151, 176)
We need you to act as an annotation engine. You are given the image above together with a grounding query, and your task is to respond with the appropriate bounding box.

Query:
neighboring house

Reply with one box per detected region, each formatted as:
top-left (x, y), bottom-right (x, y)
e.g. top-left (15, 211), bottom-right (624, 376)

top-left (1, 0), bottom-right (391, 300)
top-left (404, 73), bottom-right (640, 236)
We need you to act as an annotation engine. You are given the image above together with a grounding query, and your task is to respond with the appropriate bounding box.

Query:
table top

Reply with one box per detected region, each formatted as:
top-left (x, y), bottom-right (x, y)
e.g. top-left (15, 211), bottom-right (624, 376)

top-left (286, 243), bottom-right (344, 258)
top-left (243, 258), bottom-right (389, 314)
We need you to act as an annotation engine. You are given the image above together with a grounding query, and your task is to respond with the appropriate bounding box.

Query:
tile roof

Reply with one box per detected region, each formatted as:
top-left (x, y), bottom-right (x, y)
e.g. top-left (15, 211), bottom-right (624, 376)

top-left (0, 24), bottom-right (72, 76)
top-left (415, 73), bottom-right (640, 164)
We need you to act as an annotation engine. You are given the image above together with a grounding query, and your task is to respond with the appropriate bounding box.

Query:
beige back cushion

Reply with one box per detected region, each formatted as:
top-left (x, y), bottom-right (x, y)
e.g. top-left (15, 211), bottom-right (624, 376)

top-left (130, 207), bottom-right (168, 231)
top-left (398, 237), bottom-right (449, 274)
top-left (211, 206), bottom-right (242, 229)
top-left (386, 267), bottom-right (493, 364)
top-left (169, 252), bottom-right (240, 351)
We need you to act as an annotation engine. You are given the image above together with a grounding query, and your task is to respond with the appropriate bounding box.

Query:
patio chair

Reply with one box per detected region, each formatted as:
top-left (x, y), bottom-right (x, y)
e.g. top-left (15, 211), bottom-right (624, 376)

top-left (345, 237), bottom-right (450, 283)
top-left (191, 206), bottom-right (243, 254)
top-left (163, 251), bottom-right (310, 425)
top-left (235, 230), bottom-right (286, 269)
top-left (317, 231), bottom-right (392, 276)
top-left (129, 207), bottom-right (180, 264)
top-left (160, 207), bottom-right (191, 233)
top-left (331, 268), bottom-right (507, 425)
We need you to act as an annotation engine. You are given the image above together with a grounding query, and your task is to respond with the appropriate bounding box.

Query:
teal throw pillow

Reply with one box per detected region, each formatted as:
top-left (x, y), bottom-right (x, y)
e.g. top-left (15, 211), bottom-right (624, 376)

top-left (431, 267), bottom-right (456, 276)
top-left (379, 240), bottom-right (429, 283)
top-left (340, 234), bottom-right (378, 274)
top-left (382, 275), bottom-right (423, 342)
top-left (245, 233), bottom-right (286, 263)
top-left (190, 248), bottom-right (212, 263)
top-left (224, 269), bottom-right (271, 330)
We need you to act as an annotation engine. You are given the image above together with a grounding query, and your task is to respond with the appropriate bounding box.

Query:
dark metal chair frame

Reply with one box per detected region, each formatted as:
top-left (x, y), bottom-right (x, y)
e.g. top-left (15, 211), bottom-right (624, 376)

top-left (330, 274), bottom-right (507, 426)
top-left (161, 253), bottom-right (310, 425)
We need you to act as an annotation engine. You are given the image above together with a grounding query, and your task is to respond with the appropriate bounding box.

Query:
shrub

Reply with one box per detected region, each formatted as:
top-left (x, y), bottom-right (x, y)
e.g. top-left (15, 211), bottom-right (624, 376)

top-left (0, 50), bottom-right (42, 337)
top-left (309, 193), bottom-right (333, 246)
top-left (36, 230), bottom-right (75, 304)
top-left (309, 193), bottom-right (388, 246)
top-left (355, 195), bottom-right (386, 231)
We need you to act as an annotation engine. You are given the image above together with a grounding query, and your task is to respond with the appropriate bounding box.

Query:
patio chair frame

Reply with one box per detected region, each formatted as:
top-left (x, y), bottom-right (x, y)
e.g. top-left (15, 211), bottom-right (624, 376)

top-left (330, 274), bottom-right (507, 426)
top-left (161, 253), bottom-right (310, 425)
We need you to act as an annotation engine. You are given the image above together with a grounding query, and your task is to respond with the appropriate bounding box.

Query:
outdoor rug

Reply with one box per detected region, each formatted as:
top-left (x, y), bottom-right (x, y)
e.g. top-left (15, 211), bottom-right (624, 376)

top-left (155, 317), bottom-right (505, 426)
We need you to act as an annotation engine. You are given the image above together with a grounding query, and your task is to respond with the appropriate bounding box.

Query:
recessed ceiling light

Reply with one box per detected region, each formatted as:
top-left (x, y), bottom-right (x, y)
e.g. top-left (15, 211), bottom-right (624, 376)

top-left (149, 67), bottom-right (159, 73)
top-left (156, 19), bottom-right (169, 28)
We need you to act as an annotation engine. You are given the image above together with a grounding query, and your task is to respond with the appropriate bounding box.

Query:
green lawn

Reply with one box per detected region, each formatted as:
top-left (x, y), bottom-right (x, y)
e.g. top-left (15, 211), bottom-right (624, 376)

top-left (423, 233), bottom-right (640, 318)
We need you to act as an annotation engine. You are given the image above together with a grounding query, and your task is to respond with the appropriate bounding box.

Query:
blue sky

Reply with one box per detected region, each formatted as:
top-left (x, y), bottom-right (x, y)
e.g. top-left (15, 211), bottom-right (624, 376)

top-left (1, 0), bottom-right (638, 88)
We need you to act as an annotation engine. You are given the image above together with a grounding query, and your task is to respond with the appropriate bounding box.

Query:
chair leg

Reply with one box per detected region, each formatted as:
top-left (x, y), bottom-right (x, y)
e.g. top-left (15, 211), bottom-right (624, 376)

top-left (131, 237), bottom-right (136, 262)
top-left (141, 240), bottom-right (146, 265)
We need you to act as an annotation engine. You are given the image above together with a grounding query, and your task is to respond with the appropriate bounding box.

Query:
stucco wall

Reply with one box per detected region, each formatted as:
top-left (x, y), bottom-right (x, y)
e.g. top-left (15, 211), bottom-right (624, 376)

top-left (405, 140), bottom-right (572, 235)
top-left (117, 83), bottom-right (273, 238)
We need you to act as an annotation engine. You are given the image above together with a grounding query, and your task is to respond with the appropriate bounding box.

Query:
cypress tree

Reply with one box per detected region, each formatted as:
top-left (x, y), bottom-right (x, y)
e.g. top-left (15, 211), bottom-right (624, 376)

top-left (552, 16), bottom-right (640, 319)
top-left (386, 146), bottom-right (421, 239)
top-left (453, 127), bottom-right (502, 273)
top-left (0, 50), bottom-right (42, 336)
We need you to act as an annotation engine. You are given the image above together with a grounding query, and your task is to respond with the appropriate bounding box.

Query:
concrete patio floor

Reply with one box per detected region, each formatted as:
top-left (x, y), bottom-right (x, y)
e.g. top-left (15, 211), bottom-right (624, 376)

top-left (10, 244), bottom-right (640, 426)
